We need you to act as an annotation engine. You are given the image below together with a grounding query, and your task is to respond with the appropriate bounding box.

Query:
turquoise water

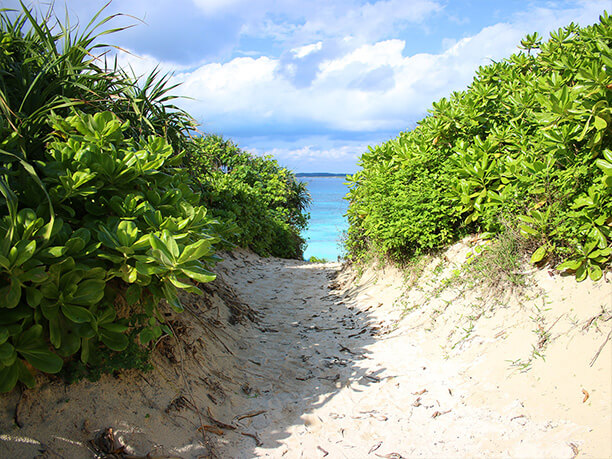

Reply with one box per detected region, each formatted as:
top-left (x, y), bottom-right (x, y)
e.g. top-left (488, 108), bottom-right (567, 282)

top-left (301, 176), bottom-right (350, 261)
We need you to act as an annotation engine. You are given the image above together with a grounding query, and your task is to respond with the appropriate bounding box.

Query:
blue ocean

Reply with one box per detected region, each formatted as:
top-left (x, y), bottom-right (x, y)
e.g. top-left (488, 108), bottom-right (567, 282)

top-left (300, 176), bottom-right (350, 261)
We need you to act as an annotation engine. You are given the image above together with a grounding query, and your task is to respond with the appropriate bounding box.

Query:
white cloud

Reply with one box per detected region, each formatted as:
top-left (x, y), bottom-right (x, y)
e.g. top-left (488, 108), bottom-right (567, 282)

top-left (292, 41), bottom-right (323, 59)
top-left (245, 139), bottom-right (370, 173)
top-left (166, 1), bottom-right (606, 138)
top-left (99, 0), bottom-right (609, 171)
top-left (319, 40), bottom-right (405, 74)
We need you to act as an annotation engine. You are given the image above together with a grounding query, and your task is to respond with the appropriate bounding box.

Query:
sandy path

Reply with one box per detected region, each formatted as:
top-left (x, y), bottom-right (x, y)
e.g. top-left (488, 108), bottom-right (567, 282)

top-left (0, 246), bottom-right (609, 458)
top-left (214, 249), bottom-right (610, 458)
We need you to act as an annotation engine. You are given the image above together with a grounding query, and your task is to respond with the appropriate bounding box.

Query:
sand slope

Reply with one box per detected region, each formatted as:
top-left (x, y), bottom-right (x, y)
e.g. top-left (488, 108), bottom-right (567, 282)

top-left (0, 243), bottom-right (610, 458)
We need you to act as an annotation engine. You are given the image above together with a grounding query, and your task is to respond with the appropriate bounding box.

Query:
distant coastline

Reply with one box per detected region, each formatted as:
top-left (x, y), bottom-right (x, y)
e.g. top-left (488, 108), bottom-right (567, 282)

top-left (296, 172), bottom-right (349, 178)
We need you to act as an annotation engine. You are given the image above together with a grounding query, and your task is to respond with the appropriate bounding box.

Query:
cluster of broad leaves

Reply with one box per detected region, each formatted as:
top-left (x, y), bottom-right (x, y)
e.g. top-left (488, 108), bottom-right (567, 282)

top-left (186, 135), bottom-right (310, 259)
top-left (0, 5), bottom-right (309, 392)
top-left (346, 13), bottom-right (611, 281)
top-left (0, 111), bottom-right (220, 392)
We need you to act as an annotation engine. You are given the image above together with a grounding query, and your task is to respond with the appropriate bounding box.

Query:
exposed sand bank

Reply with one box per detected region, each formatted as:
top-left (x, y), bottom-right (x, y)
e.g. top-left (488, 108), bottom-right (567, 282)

top-left (0, 241), bottom-right (610, 458)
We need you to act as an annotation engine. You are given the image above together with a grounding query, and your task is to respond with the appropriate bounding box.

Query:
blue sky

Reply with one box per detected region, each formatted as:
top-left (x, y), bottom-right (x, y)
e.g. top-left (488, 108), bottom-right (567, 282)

top-left (5, 0), bottom-right (611, 172)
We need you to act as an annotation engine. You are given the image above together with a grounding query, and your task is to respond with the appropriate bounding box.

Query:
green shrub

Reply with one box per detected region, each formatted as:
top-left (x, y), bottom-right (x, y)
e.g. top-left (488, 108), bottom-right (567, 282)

top-left (187, 135), bottom-right (310, 259)
top-left (0, 3), bottom-right (314, 393)
top-left (0, 111), bottom-right (220, 392)
top-left (0, 4), bottom-right (222, 393)
top-left (346, 13), bottom-right (612, 280)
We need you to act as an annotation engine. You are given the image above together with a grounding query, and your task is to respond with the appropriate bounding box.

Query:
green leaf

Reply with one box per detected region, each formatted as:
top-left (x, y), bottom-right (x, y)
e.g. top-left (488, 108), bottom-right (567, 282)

top-left (0, 255), bottom-right (10, 270)
top-left (98, 252), bottom-right (124, 263)
top-left (96, 308), bottom-right (116, 325)
top-left (530, 246), bottom-right (548, 264)
top-left (18, 346), bottom-right (63, 374)
top-left (39, 246), bottom-right (68, 258)
top-left (80, 338), bottom-right (90, 364)
top-left (97, 226), bottom-right (120, 249)
top-left (62, 304), bottom-right (95, 324)
top-left (0, 305), bottom-right (32, 325)
top-left (150, 233), bottom-right (175, 265)
top-left (179, 262), bottom-right (216, 283)
top-left (519, 224), bottom-right (539, 237)
top-left (0, 277), bottom-right (21, 309)
top-left (17, 360), bottom-right (36, 389)
top-left (25, 287), bottom-right (43, 307)
top-left (57, 329), bottom-right (80, 357)
top-left (19, 266), bottom-right (48, 284)
top-left (0, 363), bottom-right (19, 392)
top-left (99, 329), bottom-right (128, 351)
top-left (71, 279), bottom-right (106, 306)
top-left (117, 220), bottom-right (139, 247)
top-left (16, 324), bottom-right (43, 345)
top-left (48, 318), bottom-right (61, 349)
top-left (100, 323), bottom-right (128, 333)
top-left (167, 274), bottom-right (194, 290)
top-left (13, 240), bottom-right (36, 267)
top-left (135, 261), bottom-right (167, 276)
top-left (125, 284), bottom-right (141, 305)
top-left (596, 159), bottom-right (612, 176)
top-left (178, 239), bottom-right (212, 263)
top-left (139, 327), bottom-right (156, 345)
top-left (162, 283), bottom-right (183, 312)
top-left (0, 342), bottom-right (16, 366)
top-left (575, 263), bottom-right (588, 282)
top-left (557, 259), bottom-right (582, 271)
top-left (588, 264), bottom-right (603, 282)
top-left (65, 236), bottom-right (86, 254)
top-left (594, 116), bottom-right (607, 131)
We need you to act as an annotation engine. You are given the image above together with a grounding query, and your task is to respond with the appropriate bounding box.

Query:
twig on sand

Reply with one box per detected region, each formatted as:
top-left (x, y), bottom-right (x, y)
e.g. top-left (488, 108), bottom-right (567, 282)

top-left (207, 407), bottom-right (236, 430)
top-left (241, 431), bottom-right (263, 446)
top-left (235, 410), bottom-right (266, 422)
top-left (198, 425), bottom-right (224, 436)
top-left (431, 409), bottom-right (452, 418)
top-left (569, 442), bottom-right (580, 458)
top-left (590, 328), bottom-right (612, 367)
top-left (582, 388), bottom-right (590, 403)
top-left (317, 445), bottom-right (329, 456)
top-left (348, 328), bottom-right (368, 338)
top-left (369, 441), bottom-right (383, 454)
top-left (545, 314), bottom-right (565, 335)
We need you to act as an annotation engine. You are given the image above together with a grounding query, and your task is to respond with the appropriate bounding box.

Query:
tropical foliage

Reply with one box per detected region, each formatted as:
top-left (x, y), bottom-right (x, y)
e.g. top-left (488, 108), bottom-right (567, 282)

top-left (187, 135), bottom-right (310, 259)
top-left (346, 13), bottom-right (612, 281)
top-left (0, 5), bottom-right (308, 392)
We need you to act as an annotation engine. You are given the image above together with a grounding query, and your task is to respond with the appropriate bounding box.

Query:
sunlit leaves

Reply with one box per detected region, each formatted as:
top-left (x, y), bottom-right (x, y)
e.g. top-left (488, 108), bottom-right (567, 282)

top-left (346, 13), bottom-right (612, 278)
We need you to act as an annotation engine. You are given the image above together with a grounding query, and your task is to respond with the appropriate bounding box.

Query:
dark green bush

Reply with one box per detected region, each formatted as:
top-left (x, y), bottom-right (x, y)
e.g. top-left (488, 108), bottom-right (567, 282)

top-left (346, 13), bottom-right (611, 281)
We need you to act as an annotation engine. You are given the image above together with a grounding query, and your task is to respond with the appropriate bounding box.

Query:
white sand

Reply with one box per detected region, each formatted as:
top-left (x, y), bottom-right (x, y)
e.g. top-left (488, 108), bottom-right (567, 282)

top-left (0, 242), bottom-right (610, 458)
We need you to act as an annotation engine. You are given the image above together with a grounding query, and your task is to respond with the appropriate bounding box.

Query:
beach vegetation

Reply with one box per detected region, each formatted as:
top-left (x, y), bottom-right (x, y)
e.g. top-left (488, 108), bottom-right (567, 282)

top-left (0, 4), bottom-right (308, 392)
top-left (186, 134), bottom-right (310, 259)
top-left (346, 13), bottom-right (612, 281)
